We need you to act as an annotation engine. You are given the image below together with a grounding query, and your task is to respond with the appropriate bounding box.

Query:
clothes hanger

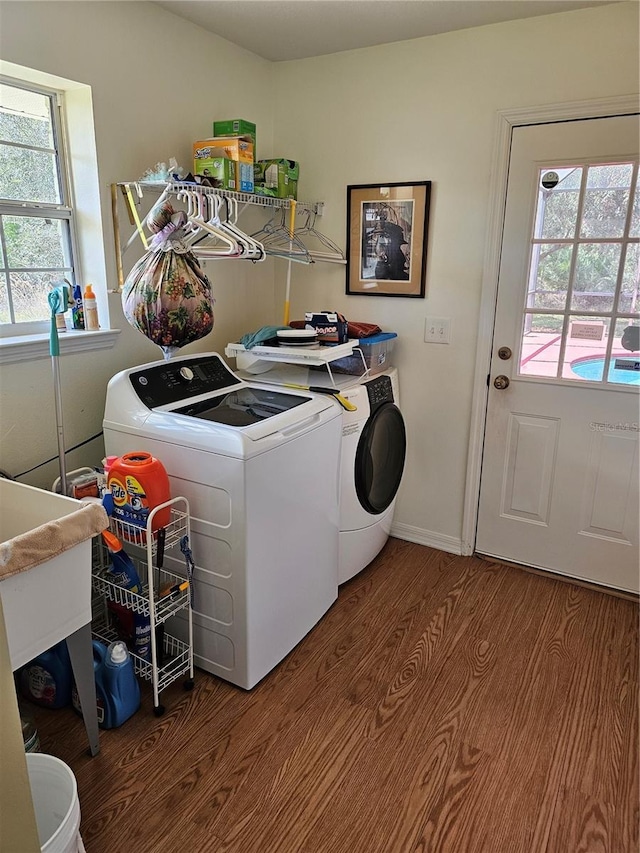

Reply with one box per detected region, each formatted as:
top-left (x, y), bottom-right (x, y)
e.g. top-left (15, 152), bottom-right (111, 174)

top-left (220, 196), bottom-right (265, 261)
top-left (251, 207), bottom-right (313, 263)
top-left (294, 207), bottom-right (346, 264)
top-left (183, 190), bottom-right (240, 256)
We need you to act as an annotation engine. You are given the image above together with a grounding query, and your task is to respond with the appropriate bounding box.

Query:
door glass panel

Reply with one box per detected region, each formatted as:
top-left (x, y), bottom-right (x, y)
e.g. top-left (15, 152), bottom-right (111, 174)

top-left (562, 315), bottom-right (612, 381)
top-left (620, 244), bottom-right (640, 313)
top-left (571, 242), bottom-right (621, 312)
top-left (535, 167), bottom-right (582, 239)
top-left (520, 160), bottom-right (638, 383)
top-left (610, 318), bottom-right (640, 385)
top-left (527, 243), bottom-right (573, 309)
top-left (519, 314), bottom-right (564, 376)
top-left (580, 164), bottom-right (633, 238)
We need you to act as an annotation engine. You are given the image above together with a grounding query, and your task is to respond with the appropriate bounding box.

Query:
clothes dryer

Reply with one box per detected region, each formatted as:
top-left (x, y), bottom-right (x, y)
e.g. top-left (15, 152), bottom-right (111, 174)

top-left (337, 368), bottom-right (406, 584)
top-left (103, 352), bottom-right (342, 689)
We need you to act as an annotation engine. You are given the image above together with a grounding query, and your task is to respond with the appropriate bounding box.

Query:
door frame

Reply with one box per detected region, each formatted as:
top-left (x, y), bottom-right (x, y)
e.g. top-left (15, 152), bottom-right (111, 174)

top-left (461, 94), bottom-right (640, 556)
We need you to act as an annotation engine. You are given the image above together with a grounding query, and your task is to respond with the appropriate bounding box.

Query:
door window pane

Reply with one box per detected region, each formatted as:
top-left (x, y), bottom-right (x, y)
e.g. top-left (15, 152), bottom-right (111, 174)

top-left (610, 318), bottom-right (640, 385)
top-left (562, 315), bottom-right (612, 381)
top-left (520, 314), bottom-right (564, 377)
top-left (580, 164), bottom-right (633, 238)
top-left (521, 159), bottom-right (638, 386)
top-left (619, 244), bottom-right (640, 314)
top-left (528, 243), bottom-right (573, 309)
top-left (571, 243), bottom-right (621, 312)
top-left (534, 167), bottom-right (582, 239)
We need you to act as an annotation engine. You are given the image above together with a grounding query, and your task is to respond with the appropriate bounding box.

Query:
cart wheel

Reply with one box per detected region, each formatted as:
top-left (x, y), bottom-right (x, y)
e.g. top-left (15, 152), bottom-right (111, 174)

top-left (184, 679), bottom-right (194, 691)
top-left (153, 704), bottom-right (165, 717)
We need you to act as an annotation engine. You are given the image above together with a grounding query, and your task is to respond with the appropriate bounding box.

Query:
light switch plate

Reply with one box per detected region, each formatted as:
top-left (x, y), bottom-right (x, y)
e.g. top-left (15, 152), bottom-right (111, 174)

top-left (424, 317), bottom-right (451, 344)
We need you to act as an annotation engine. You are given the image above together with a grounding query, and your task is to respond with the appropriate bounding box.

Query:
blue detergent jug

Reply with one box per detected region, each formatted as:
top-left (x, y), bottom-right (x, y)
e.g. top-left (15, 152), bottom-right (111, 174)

top-left (73, 640), bottom-right (140, 729)
top-left (20, 641), bottom-right (73, 709)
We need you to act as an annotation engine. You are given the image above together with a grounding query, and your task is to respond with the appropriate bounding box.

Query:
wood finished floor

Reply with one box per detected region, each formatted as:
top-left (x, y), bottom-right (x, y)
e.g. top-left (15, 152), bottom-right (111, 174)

top-left (32, 539), bottom-right (639, 853)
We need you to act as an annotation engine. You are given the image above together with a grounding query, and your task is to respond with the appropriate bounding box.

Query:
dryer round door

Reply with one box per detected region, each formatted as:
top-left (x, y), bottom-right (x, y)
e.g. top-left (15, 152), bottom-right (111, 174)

top-left (355, 403), bottom-right (406, 515)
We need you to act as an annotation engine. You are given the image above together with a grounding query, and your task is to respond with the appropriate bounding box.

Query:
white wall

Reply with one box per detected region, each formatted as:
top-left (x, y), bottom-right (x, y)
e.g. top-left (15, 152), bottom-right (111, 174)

top-left (0, 1), bottom-right (637, 550)
top-left (0, 1), bottom-right (277, 487)
top-left (272, 2), bottom-right (640, 550)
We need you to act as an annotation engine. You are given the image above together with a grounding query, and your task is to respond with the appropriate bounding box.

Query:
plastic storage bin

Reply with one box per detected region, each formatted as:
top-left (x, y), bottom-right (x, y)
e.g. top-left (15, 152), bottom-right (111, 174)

top-left (327, 332), bottom-right (397, 376)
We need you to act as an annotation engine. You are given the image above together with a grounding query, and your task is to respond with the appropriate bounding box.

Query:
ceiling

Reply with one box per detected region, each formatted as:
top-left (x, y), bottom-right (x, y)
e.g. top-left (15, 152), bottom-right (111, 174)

top-left (154, 0), bottom-right (616, 62)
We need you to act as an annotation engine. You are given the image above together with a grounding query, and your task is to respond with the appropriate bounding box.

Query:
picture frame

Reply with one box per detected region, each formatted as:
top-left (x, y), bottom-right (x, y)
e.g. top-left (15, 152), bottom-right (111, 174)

top-left (346, 181), bottom-right (431, 297)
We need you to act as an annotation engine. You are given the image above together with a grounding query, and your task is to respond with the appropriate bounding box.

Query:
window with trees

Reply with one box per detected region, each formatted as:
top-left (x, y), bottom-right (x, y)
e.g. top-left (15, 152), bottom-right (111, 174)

top-left (0, 79), bottom-right (77, 331)
top-left (519, 161), bottom-right (640, 386)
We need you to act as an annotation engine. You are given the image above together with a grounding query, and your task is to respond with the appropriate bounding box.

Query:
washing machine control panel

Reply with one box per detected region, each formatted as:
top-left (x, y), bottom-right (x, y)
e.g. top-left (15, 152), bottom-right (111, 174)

top-left (129, 355), bottom-right (241, 408)
top-left (365, 375), bottom-right (394, 411)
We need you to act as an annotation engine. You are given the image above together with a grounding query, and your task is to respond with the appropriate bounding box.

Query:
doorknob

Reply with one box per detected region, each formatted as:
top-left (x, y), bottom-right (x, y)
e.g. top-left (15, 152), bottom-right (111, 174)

top-left (493, 375), bottom-right (510, 390)
top-left (498, 346), bottom-right (512, 360)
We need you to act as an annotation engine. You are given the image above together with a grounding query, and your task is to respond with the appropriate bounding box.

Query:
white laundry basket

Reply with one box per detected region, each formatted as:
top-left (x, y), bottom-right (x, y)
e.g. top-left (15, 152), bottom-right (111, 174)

top-left (26, 753), bottom-right (85, 853)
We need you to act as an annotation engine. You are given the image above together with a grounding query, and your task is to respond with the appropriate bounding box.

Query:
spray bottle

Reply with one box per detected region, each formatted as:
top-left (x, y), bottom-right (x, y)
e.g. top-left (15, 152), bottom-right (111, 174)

top-left (102, 530), bottom-right (151, 661)
top-left (71, 283), bottom-right (84, 329)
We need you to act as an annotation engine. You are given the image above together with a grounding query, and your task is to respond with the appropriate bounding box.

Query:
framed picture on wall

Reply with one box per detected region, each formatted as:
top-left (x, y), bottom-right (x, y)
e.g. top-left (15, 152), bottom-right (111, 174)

top-left (346, 181), bottom-right (431, 297)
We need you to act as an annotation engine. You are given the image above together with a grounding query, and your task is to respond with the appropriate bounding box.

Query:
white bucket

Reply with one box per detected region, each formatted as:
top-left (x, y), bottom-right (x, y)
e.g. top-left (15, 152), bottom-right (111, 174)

top-left (26, 753), bottom-right (84, 853)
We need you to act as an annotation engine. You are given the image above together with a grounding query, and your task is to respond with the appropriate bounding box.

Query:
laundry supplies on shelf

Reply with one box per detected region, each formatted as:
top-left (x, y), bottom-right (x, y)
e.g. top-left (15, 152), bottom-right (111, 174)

top-left (91, 496), bottom-right (194, 715)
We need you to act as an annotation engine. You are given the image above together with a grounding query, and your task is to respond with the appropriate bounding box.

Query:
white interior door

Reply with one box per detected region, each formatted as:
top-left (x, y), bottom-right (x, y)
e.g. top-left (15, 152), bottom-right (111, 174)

top-left (476, 115), bottom-right (639, 593)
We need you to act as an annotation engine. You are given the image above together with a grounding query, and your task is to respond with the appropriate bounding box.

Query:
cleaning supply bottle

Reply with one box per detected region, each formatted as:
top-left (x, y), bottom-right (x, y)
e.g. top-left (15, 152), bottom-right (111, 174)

top-left (102, 530), bottom-right (151, 661)
top-left (83, 283), bottom-right (99, 330)
top-left (19, 641), bottom-right (73, 709)
top-left (107, 452), bottom-right (171, 533)
top-left (71, 283), bottom-right (84, 329)
top-left (101, 641), bottom-right (141, 728)
top-left (72, 640), bottom-right (140, 729)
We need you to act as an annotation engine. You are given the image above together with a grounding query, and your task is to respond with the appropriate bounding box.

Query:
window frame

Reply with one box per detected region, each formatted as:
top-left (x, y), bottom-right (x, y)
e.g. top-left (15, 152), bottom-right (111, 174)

top-left (0, 75), bottom-right (82, 336)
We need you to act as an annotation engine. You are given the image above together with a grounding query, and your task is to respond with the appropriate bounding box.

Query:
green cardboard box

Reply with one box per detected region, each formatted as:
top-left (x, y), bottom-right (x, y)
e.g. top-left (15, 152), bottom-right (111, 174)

top-left (254, 159), bottom-right (299, 199)
top-left (213, 119), bottom-right (256, 157)
top-left (193, 153), bottom-right (237, 190)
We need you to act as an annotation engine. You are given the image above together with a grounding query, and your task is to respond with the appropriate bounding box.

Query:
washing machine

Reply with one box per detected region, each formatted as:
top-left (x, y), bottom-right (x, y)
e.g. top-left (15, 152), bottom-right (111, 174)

top-left (336, 368), bottom-right (406, 584)
top-left (103, 352), bottom-right (342, 689)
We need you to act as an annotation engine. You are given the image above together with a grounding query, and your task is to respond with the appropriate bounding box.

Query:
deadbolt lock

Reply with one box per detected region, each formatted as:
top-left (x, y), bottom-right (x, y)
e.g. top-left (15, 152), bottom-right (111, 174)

top-left (498, 346), bottom-right (512, 360)
top-left (493, 375), bottom-right (510, 390)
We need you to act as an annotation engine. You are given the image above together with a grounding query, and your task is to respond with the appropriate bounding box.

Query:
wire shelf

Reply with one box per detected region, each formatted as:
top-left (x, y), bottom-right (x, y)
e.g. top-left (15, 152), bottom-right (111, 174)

top-left (91, 564), bottom-right (189, 622)
top-left (109, 506), bottom-right (188, 554)
top-left (92, 617), bottom-right (190, 693)
top-left (91, 495), bottom-right (194, 711)
top-left (120, 181), bottom-right (323, 214)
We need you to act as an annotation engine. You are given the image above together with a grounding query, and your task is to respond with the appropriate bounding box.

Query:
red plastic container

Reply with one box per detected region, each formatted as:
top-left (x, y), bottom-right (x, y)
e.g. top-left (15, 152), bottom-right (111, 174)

top-left (107, 452), bottom-right (171, 533)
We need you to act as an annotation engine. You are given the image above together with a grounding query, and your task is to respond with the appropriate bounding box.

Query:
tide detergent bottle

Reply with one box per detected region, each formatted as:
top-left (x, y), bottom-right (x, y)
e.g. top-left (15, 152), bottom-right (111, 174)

top-left (107, 452), bottom-right (171, 534)
top-left (73, 640), bottom-right (140, 729)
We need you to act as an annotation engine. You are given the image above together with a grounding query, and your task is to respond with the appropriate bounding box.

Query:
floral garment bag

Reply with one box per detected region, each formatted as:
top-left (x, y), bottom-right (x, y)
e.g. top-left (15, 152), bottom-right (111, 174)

top-left (122, 199), bottom-right (214, 359)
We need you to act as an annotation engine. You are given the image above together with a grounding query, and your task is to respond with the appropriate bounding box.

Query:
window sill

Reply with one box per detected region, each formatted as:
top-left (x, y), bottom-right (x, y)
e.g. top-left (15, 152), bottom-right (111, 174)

top-left (0, 328), bottom-right (121, 365)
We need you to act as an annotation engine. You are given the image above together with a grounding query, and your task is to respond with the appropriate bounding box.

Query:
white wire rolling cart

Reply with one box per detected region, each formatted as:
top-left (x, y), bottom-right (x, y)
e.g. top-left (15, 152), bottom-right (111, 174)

top-left (91, 496), bottom-right (194, 716)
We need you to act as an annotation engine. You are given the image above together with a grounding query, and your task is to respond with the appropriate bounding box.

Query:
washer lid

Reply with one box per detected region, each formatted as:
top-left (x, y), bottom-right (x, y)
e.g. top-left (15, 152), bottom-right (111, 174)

top-left (173, 386), bottom-right (310, 426)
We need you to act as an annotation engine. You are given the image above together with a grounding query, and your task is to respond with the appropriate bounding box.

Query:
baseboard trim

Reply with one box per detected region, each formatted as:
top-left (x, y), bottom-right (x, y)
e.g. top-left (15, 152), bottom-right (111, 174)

top-left (391, 522), bottom-right (463, 555)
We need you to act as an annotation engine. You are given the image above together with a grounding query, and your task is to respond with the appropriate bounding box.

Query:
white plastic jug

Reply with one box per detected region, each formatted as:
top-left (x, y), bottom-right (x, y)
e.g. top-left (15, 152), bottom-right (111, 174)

top-left (26, 753), bottom-right (85, 852)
